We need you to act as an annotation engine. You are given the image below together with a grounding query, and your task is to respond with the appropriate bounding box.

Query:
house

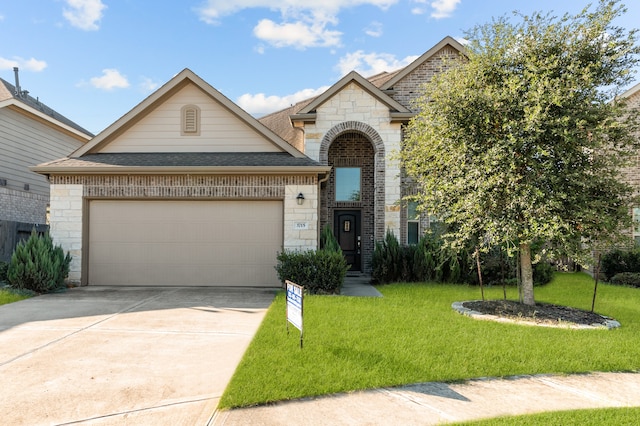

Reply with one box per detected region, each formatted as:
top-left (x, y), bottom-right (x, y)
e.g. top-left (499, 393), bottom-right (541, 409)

top-left (0, 68), bottom-right (93, 261)
top-left (618, 82), bottom-right (640, 244)
top-left (34, 36), bottom-right (464, 287)
top-left (260, 36), bottom-right (465, 272)
top-left (33, 69), bottom-right (330, 287)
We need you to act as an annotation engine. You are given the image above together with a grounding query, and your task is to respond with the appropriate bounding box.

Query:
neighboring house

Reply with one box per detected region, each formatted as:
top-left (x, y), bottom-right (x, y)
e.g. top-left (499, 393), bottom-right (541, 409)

top-left (618, 82), bottom-right (640, 244)
top-left (260, 36), bottom-right (465, 272)
top-left (33, 69), bottom-right (330, 287)
top-left (0, 68), bottom-right (93, 261)
top-left (34, 36), bottom-right (464, 287)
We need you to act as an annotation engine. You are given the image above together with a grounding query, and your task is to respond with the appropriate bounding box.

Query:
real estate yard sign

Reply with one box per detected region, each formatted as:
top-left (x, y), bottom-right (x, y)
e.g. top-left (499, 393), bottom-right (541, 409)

top-left (286, 280), bottom-right (303, 348)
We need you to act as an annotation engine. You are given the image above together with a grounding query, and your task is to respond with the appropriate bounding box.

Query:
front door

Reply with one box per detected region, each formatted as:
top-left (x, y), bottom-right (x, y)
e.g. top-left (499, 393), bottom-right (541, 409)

top-left (334, 210), bottom-right (361, 271)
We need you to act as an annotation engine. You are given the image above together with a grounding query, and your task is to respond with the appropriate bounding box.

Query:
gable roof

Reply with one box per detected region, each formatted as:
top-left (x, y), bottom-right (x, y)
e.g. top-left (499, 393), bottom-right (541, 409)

top-left (73, 68), bottom-right (306, 158)
top-left (260, 36), bottom-right (465, 144)
top-left (619, 81), bottom-right (640, 100)
top-left (379, 36), bottom-right (466, 91)
top-left (0, 78), bottom-right (93, 140)
top-left (33, 69), bottom-right (330, 176)
top-left (291, 71), bottom-right (412, 122)
top-left (32, 152), bottom-right (326, 175)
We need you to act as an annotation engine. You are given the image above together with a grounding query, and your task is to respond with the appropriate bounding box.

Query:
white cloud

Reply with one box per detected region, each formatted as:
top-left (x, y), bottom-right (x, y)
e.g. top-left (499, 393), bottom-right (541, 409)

top-left (364, 21), bottom-right (383, 37)
top-left (336, 51), bottom-right (418, 77)
top-left (89, 69), bottom-right (129, 90)
top-left (254, 19), bottom-right (342, 48)
top-left (139, 77), bottom-right (160, 92)
top-left (196, 0), bottom-right (398, 48)
top-left (236, 85), bottom-right (330, 115)
top-left (430, 0), bottom-right (460, 18)
top-left (0, 56), bottom-right (47, 72)
top-left (63, 0), bottom-right (107, 31)
top-left (411, 0), bottom-right (459, 18)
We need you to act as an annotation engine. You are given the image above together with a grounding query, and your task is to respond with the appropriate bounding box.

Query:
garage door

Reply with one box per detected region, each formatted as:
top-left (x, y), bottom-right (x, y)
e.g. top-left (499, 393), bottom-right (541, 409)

top-left (88, 200), bottom-right (283, 286)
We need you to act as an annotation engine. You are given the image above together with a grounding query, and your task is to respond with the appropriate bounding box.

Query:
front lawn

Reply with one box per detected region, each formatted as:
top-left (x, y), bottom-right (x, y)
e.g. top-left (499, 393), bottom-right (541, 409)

top-left (0, 288), bottom-right (31, 305)
top-left (219, 273), bottom-right (640, 409)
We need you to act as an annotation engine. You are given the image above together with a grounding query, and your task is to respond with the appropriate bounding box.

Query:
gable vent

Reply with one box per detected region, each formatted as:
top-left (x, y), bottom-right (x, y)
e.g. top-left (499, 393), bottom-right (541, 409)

top-left (181, 105), bottom-right (201, 135)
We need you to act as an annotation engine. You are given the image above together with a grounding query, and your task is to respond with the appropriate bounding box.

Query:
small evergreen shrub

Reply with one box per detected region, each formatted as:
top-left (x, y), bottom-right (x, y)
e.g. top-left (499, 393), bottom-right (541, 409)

top-left (609, 272), bottom-right (640, 288)
top-left (275, 249), bottom-right (348, 294)
top-left (0, 261), bottom-right (8, 283)
top-left (371, 230), bottom-right (403, 284)
top-left (320, 225), bottom-right (341, 253)
top-left (7, 229), bottom-right (72, 293)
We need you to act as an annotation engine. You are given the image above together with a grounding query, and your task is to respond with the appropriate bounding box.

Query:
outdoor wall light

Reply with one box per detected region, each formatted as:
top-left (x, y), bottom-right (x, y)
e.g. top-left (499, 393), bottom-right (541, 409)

top-left (296, 192), bottom-right (305, 205)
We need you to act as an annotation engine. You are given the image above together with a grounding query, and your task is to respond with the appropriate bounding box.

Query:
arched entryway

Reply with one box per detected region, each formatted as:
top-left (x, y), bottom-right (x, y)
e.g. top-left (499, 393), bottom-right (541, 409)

top-left (320, 122), bottom-right (384, 273)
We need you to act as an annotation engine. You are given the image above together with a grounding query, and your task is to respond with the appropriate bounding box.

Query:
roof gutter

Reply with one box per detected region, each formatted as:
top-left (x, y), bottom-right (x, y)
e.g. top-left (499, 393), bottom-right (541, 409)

top-left (31, 164), bottom-right (333, 176)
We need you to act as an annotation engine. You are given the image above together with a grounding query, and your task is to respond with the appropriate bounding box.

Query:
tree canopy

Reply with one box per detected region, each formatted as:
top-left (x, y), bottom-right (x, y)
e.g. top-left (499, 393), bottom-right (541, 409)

top-left (401, 0), bottom-right (640, 305)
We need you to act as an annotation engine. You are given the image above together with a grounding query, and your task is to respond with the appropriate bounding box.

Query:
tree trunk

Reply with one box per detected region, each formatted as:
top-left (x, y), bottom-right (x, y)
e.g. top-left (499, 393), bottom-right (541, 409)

top-left (475, 247), bottom-right (485, 301)
top-left (592, 252), bottom-right (602, 313)
top-left (520, 243), bottom-right (535, 306)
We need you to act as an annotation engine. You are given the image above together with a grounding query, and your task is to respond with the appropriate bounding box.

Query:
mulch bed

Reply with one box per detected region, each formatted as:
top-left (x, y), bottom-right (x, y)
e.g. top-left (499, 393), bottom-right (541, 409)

top-left (462, 300), bottom-right (612, 327)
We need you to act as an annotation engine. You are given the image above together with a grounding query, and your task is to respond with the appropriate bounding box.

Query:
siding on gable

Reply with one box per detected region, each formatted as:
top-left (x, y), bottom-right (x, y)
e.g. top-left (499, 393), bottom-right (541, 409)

top-left (100, 84), bottom-right (281, 153)
top-left (0, 108), bottom-right (83, 196)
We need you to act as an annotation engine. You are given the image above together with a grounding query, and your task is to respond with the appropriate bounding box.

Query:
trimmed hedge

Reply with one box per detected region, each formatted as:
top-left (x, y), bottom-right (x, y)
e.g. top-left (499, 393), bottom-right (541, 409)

top-left (275, 249), bottom-right (348, 295)
top-left (601, 248), bottom-right (640, 281)
top-left (609, 272), bottom-right (640, 288)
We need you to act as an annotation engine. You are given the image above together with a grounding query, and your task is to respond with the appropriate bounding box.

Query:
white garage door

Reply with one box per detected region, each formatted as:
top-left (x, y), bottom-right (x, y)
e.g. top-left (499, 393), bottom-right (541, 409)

top-left (88, 200), bottom-right (283, 286)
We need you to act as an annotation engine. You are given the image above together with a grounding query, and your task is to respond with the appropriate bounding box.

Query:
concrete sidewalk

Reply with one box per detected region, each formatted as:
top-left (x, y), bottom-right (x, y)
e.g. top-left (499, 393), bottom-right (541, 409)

top-left (0, 286), bottom-right (275, 425)
top-left (212, 371), bottom-right (640, 425)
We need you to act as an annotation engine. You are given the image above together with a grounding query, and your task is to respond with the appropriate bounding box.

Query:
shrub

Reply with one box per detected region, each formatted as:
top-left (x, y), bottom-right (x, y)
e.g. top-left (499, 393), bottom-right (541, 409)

top-left (601, 248), bottom-right (640, 280)
top-left (275, 249), bottom-right (348, 295)
top-left (7, 229), bottom-right (71, 293)
top-left (533, 261), bottom-right (555, 286)
top-left (371, 230), bottom-right (403, 284)
top-left (609, 272), bottom-right (640, 288)
top-left (0, 261), bottom-right (8, 283)
top-left (320, 225), bottom-right (341, 253)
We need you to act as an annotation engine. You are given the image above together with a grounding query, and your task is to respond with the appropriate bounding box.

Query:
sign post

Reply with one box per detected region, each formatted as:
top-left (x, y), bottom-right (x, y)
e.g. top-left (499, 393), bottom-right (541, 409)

top-left (285, 280), bottom-right (304, 348)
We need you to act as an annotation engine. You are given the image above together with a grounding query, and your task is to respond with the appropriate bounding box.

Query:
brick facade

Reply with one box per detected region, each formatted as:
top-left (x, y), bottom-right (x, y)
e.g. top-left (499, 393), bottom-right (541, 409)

top-left (323, 132), bottom-right (375, 271)
top-left (49, 175), bottom-right (320, 285)
top-left (0, 187), bottom-right (48, 224)
top-left (391, 46), bottom-right (462, 111)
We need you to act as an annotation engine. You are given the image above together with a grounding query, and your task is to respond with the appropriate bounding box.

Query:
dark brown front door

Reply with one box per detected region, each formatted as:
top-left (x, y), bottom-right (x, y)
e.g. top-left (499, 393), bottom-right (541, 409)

top-left (334, 210), bottom-right (361, 271)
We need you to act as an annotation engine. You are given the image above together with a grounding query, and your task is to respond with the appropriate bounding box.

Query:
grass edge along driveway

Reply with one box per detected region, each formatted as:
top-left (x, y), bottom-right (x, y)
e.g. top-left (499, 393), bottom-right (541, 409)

top-left (220, 272), bottom-right (640, 409)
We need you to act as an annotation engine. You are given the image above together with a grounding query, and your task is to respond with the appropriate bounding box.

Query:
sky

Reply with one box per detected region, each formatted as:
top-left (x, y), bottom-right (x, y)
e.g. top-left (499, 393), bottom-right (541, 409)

top-left (1, 0), bottom-right (639, 135)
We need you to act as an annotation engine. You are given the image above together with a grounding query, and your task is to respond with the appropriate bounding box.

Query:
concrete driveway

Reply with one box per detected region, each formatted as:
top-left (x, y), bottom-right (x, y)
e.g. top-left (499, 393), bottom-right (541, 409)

top-left (0, 286), bottom-right (275, 425)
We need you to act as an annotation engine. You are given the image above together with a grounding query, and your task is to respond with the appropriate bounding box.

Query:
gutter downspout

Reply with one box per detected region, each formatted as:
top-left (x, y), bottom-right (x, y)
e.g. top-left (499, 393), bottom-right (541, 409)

top-left (317, 170), bottom-right (331, 247)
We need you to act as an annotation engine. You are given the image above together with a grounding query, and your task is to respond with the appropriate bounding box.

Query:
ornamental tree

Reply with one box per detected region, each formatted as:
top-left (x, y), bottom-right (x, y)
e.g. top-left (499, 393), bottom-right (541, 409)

top-left (401, 0), bottom-right (640, 305)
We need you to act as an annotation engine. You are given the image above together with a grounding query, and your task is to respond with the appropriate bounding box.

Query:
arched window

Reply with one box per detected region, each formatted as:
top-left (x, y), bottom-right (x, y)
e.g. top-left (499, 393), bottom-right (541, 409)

top-left (181, 105), bottom-right (200, 135)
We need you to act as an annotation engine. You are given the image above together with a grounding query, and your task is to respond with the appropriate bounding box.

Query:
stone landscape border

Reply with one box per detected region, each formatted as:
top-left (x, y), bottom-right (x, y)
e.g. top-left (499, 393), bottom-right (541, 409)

top-left (452, 301), bottom-right (621, 329)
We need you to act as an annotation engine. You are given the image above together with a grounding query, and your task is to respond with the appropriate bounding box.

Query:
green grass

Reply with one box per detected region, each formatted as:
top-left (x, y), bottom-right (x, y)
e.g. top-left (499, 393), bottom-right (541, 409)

top-left (454, 407), bottom-right (640, 425)
top-left (0, 287), bottom-right (31, 305)
top-left (219, 272), bottom-right (640, 409)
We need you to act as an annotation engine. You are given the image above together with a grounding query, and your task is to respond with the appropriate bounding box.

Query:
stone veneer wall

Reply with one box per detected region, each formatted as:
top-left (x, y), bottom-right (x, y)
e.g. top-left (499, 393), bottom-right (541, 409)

top-left (49, 174), bottom-right (319, 285)
top-left (0, 187), bottom-right (48, 224)
top-left (303, 82), bottom-right (403, 243)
